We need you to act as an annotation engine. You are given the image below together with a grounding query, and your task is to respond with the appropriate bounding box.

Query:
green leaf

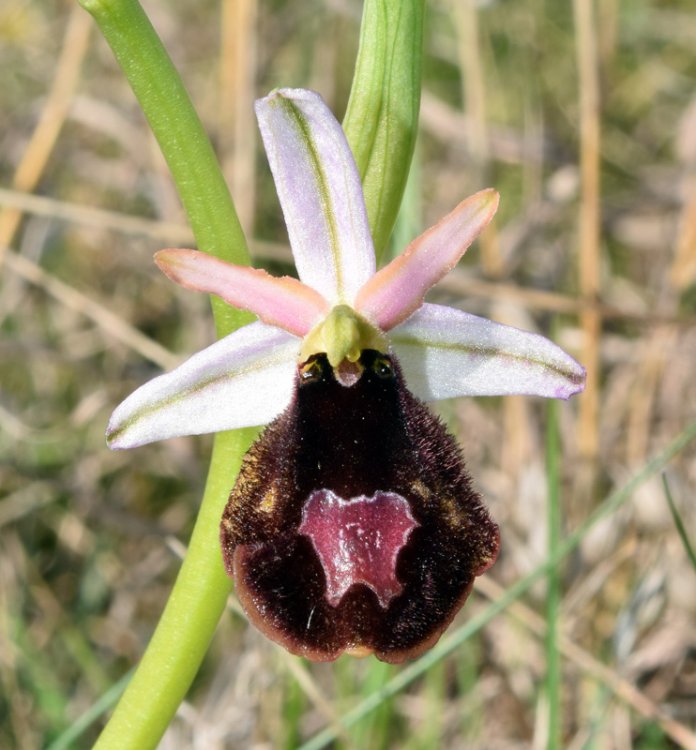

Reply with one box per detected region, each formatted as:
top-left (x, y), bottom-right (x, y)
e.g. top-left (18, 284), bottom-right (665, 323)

top-left (343, 0), bottom-right (425, 264)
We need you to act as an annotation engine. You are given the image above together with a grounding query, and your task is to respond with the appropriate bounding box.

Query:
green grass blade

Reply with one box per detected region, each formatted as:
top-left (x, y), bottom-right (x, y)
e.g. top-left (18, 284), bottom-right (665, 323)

top-left (662, 473), bottom-right (696, 572)
top-left (545, 398), bottom-right (562, 749)
top-left (355, 660), bottom-right (397, 749)
top-left (282, 669), bottom-right (306, 750)
top-left (45, 669), bottom-right (132, 750)
top-left (298, 418), bottom-right (696, 750)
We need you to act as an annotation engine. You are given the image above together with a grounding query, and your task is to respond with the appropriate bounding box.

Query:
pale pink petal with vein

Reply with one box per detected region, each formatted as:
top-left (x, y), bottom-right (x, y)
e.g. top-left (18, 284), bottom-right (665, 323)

top-left (256, 88), bottom-right (375, 303)
top-left (107, 322), bottom-right (298, 449)
top-left (155, 249), bottom-right (328, 337)
top-left (390, 303), bottom-right (585, 401)
top-left (355, 190), bottom-right (499, 331)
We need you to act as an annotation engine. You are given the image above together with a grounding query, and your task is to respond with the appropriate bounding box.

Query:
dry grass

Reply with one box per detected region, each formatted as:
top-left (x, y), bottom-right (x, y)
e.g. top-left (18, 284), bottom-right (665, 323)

top-left (1, 0), bottom-right (695, 748)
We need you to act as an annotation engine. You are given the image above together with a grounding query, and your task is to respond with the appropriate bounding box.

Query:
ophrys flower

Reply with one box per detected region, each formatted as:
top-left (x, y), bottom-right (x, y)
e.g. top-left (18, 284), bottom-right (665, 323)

top-left (108, 88), bottom-right (584, 662)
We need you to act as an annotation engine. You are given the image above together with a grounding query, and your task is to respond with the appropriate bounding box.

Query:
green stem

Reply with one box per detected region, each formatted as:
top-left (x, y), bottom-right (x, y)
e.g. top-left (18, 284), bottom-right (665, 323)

top-left (94, 430), bottom-right (254, 749)
top-left (79, 0), bottom-right (252, 339)
top-left (76, 1), bottom-right (255, 748)
top-left (343, 0), bottom-right (425, 263)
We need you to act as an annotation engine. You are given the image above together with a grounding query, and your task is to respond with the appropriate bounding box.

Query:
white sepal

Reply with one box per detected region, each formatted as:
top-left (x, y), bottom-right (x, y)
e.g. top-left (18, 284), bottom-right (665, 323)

top-left (390, 303), bottom-right (585, 401)
top-left (256, 88), bottom-right (375, 303)
top-left (107, 322), bottom-right (299, 448)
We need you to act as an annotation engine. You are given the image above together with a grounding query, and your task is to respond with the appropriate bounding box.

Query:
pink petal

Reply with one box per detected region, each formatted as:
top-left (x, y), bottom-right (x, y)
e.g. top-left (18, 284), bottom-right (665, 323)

top-left (155, 249), bottom-right (329, 337)
top-left (256, 88), bottom-right (376, 303)
top-left (355, 190), bottom-right (499, 331)
top-left (107, 322), bottom-right (298, 449)
top-left (389, 303), bottom-right (586, 401)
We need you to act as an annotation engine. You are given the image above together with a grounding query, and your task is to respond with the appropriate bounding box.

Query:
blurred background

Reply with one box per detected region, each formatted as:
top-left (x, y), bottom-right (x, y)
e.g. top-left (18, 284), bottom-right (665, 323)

top-left (1, 0), bottom-right (695, 747)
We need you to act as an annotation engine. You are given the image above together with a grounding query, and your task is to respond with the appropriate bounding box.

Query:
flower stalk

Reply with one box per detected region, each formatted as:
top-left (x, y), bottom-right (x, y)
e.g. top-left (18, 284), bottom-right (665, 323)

top-left (80, 0), bottom-right (427, 746)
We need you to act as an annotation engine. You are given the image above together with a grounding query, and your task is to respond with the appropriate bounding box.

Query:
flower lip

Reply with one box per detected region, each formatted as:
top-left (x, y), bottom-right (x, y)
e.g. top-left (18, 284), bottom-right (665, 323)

top-left (221, 349), bottom-right (500, 662)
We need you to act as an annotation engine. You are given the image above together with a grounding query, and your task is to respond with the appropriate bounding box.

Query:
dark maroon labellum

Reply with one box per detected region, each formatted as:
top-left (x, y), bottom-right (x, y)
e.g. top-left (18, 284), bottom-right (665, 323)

top-left (220, 350), bottom-right (499, 663)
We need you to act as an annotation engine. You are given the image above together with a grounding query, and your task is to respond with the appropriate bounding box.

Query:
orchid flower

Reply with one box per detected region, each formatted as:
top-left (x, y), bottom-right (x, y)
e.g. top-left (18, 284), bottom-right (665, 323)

top-left (108, 88), bottom-right (585, 663)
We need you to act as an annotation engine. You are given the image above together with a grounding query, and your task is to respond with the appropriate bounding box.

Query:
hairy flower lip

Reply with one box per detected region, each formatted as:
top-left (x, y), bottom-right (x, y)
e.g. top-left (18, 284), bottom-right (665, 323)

top-left (231, 533), bottom-right (496, 664)
top-left (222, 353), bottom-right (501, 663)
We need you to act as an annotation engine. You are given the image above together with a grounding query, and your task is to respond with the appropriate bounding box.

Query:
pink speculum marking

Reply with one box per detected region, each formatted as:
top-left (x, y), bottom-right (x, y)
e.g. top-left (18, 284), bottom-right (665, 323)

top-left (299, 489), bottom-right (419, 609)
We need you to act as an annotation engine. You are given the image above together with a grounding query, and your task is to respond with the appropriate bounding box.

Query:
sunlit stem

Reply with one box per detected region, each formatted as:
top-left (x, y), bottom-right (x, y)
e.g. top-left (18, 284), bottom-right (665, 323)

top-left (93, 429), bottom-right (255, 750)
top-left (77, 1), bottom-right (255, 748)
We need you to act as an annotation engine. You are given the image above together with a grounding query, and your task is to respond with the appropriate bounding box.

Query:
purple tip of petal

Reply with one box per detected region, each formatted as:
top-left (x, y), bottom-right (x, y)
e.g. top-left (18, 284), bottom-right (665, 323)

top-left (553, 363), bottom-right (587, 399)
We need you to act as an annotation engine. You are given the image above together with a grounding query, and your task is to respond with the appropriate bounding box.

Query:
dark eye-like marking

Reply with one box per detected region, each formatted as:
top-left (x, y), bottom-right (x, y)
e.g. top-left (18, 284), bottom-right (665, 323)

top-left (299, 355), bottom-right (326, 385)
top-left (360, 349), bottom-right (395, 380)
top-left (371, 354), bottom-right (394, 379)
